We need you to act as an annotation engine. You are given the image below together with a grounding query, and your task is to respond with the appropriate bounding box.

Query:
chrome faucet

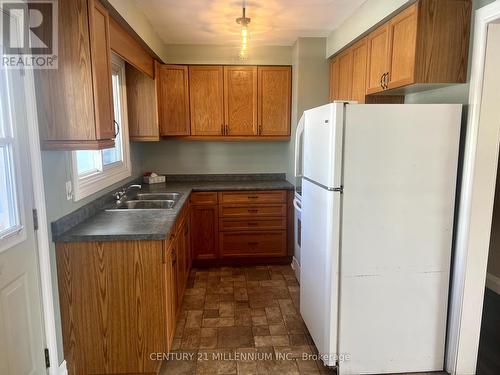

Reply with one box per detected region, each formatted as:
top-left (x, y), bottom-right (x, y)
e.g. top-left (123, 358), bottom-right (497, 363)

top-left (113, 184), bottom-right (142, 204)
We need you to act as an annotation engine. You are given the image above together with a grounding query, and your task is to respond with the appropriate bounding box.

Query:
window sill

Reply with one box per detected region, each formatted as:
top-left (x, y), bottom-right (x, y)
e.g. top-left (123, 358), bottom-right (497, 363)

top-left (73, 164), bottom-right (131, 202)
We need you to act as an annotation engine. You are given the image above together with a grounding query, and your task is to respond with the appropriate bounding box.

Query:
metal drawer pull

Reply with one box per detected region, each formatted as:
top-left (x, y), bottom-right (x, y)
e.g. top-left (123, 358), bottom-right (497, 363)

top-left (247, 222), bottom-right (258, 226)
top-left (248, 242), bottom-right (259, 246)
top-left (247, 209), bottom-right (258, 213)
top-left (247, 196), bottom-right (259, 199)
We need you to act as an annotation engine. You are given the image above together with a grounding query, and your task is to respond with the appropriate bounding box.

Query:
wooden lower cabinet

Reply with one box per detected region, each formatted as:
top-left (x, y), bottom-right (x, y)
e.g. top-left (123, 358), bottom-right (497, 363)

top-left (56, 214), bottom-right (191, 374)
top-left (191, 190), bottom-right (292, 264)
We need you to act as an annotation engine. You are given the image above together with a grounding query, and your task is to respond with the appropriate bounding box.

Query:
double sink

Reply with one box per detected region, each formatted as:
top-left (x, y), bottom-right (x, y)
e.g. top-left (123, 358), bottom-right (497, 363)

top-left (107, 192), bottom-right (182, 211)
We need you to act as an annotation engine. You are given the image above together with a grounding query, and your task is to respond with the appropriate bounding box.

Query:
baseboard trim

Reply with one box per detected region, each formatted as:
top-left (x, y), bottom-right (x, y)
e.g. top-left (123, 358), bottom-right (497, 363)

top-left (291, 256), bottom-right (300, 283)
top-left (58, 360), bottom-right (68, 375)
top-left (486, 273), bottom-right (500, 295)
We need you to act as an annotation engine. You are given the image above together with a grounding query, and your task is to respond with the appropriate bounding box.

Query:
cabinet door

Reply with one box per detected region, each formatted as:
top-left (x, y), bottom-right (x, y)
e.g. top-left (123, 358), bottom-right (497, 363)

top-left (329, 57), bottom-right (340, 101)
top-left (126, 63), bottom-right (159, 141)
top-left (176, 224), bottom-right (186, 303)
top-left (184, 218), bottom-right (192, 273)
top-left (89, 0), bottom-right (115, 140)
top-left (366, 23), bottom-right (390, 94)
top-left (351, 38), bottom-right (368, 103)
top-left (224, 66), bottom-right (257, 136)
top-left (164, 243), bottom-right (176, 351)
top-left (158, 64), bottom-right (190, 136)
top-left (189, 66), bottom-right (224, 136)
top-left (337, 49), bottom-right (353, 100)
top-left (191, 205), bottom-right (219, 260)
top-left (257, 66), bottom-right (291, 136)
top-left (387, 3), bottom-right (418, 89)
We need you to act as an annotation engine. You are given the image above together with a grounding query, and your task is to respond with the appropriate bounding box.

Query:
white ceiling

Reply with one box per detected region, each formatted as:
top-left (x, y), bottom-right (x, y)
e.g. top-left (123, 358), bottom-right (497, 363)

top-left (134, 0), bottom-right (367, 46)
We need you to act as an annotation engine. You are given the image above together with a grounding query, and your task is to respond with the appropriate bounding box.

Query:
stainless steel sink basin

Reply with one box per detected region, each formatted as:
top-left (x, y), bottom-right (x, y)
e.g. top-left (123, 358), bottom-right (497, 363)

top-left (135, 192), bottom-right (182, 201)
top-left (113, 199), bottom-right (176, 210)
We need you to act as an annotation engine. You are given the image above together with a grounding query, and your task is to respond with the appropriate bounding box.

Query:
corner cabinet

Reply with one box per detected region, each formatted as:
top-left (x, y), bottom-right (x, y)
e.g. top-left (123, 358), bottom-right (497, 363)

top-left (158, 65), bottom-right (292, 140)
top-left (35, 0), bottom-right (116, 150)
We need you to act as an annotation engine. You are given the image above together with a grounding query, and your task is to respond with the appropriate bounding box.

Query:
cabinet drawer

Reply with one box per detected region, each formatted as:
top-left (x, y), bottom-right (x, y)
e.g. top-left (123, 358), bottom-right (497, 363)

top-left (220, 204), bottom-right (286, 218)
top-left (220, 218), bottom-right (286, 232)
top-left (219, 231), bottom-right (286, 257)
top-left (190, 192), bottom-right (218, 205)
top-left (219, 191), bottom-right (286, 204)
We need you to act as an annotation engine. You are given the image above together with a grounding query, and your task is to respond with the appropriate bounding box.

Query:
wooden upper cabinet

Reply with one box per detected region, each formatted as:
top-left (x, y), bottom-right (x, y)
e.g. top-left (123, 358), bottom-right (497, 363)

top-left (158, 64), bottom-right (190, 136)
top-left (337, 49), bottom-right (353, 100)
top-left (365, 0), bottom-right (471, 94)
top-left (189, 66), bottom-right (224, 136)
top-left (329, 57), bottom-right (340, 102)
top-left (224, 66), bottom-right (257, 136)
top-left (89, 0), bottom-right (115, 140)
top-left (366, 23), bottom-right (390, 94)
top-left (35, 0), bottom-right (115, 150)
top-left (257, 66), bottom-right (291, 136)
top-left (387, 4), bottom-right (418, 89)
top-left (125, 63), bottom-right (159, 141)
top-left (351, 38), bottom-right (368, 103)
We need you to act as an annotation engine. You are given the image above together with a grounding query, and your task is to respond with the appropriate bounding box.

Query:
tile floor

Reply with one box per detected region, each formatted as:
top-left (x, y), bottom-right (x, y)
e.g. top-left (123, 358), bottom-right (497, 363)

top-left (159, 265), bottom-right (448, 375)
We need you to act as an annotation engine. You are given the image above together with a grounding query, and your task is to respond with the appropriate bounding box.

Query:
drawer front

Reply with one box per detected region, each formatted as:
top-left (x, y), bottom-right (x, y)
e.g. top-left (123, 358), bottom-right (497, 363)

top-left (190, 192), bottom-right (218, 205)
top-left (220, 204), bottom-right (286, 218)
top-left (220, 231), bottom-right (286, 257)
top-left (219, 190), bottom-right (286, 204)
top-left (219, 218), bottom-right (286, 232)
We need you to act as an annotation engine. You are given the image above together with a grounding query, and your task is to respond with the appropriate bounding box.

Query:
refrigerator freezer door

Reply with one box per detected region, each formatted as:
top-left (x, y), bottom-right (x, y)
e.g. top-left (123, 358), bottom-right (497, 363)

top-left (303, 103), bottom-right (344, 189)
top-left (337, 104), bottom-right (462, 375)
top-left (300, 178), bottom-right (341, 367)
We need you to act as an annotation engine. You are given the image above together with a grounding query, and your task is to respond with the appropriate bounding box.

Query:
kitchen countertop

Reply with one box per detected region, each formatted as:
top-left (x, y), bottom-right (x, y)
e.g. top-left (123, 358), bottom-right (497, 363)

top-left (54, 177), bottom-right (294, 243)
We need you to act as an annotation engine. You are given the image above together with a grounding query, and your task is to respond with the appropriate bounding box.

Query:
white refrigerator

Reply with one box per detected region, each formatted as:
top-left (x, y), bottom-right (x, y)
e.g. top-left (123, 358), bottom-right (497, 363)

top-left (296, 103), bottom-right (461, 375)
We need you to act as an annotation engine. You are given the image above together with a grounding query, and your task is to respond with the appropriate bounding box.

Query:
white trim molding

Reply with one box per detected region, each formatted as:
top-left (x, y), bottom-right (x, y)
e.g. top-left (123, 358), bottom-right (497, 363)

top-left (446, 2), bottom-right (500, 375)
top-left (23, 63), bottom-right (62, 372)
top-left (486, 273), bottom-right (500, 295)
top-left (58, 360), bottom-right (68, 375)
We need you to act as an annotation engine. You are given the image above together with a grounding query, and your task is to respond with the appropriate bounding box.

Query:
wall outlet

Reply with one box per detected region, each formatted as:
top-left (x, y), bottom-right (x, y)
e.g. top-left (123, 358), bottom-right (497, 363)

top-left (65, 181), bottom-right (73, 200)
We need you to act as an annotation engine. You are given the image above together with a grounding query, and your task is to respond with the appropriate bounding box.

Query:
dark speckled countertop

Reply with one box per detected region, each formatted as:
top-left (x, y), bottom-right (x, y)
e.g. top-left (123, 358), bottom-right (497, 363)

top-left (53, 174), bottom-right (294, 243)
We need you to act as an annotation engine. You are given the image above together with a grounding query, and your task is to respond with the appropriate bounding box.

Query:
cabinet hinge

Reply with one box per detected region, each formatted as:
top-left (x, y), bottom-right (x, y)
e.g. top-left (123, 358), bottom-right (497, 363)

top-left (33, 209), bottom-right (39, 231)
top-left (44, 348), bottom-right (50, 368)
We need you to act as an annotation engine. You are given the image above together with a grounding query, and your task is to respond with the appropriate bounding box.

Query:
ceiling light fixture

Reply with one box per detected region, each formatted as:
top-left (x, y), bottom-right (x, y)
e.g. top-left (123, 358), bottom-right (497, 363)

top-left (236, 5), bottom-right (251, 60)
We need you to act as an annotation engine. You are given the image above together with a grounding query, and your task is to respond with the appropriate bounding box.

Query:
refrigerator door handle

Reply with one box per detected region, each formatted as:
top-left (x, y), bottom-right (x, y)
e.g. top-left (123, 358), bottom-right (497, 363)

top-left (294, 114), bottom-right (305, 178)
top-left (293, 198), bottom-right (302, 212)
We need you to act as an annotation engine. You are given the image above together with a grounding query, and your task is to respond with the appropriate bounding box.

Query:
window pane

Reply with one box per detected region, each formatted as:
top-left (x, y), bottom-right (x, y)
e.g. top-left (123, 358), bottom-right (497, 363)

top-left (76, 150), bottom-right (101, 175)
top-left (103, 71), bottom-right (123, 167)
top-left (0, 145), bottom-right (19, 236)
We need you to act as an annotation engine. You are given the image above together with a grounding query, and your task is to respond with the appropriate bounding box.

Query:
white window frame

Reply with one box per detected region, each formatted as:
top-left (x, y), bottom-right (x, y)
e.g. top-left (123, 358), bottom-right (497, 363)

top-left (71, 54), bottom-right (131, 201)
top-left (0, 61), bottom-right (26, 253)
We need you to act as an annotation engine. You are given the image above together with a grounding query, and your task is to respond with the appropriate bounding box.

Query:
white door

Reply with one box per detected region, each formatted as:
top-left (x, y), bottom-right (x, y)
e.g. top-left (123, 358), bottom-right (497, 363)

top-left (300, 178), bottom-right (341, 366)
top-left (0, 66), bottom-right (47, 373)
top-left (303, 103), bottom-right (344, 189)
top-left (338, 104), bottom-right (462, 375)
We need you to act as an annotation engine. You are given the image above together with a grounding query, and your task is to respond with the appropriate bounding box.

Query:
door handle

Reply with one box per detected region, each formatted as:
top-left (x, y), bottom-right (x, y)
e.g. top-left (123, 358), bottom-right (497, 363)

top-left (221, 124), bottom-right (224, 135)
top-left (248, 242), bottom-right (259, 246)
top-left (384, 72), bottom-right (390, 89)
top-left (225, 125), bottom-right (229, 135)
top-left (380, 74), bottom-right (384, 90)
top-left (247, 209), bottom-right (258, 213)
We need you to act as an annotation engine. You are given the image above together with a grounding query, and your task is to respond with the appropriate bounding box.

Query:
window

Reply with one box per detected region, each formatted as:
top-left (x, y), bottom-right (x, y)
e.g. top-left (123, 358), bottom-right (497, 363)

top-left (72, 54), bottom-right (131, 201)
top-left (0, 67), bottom-right (23, 245)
